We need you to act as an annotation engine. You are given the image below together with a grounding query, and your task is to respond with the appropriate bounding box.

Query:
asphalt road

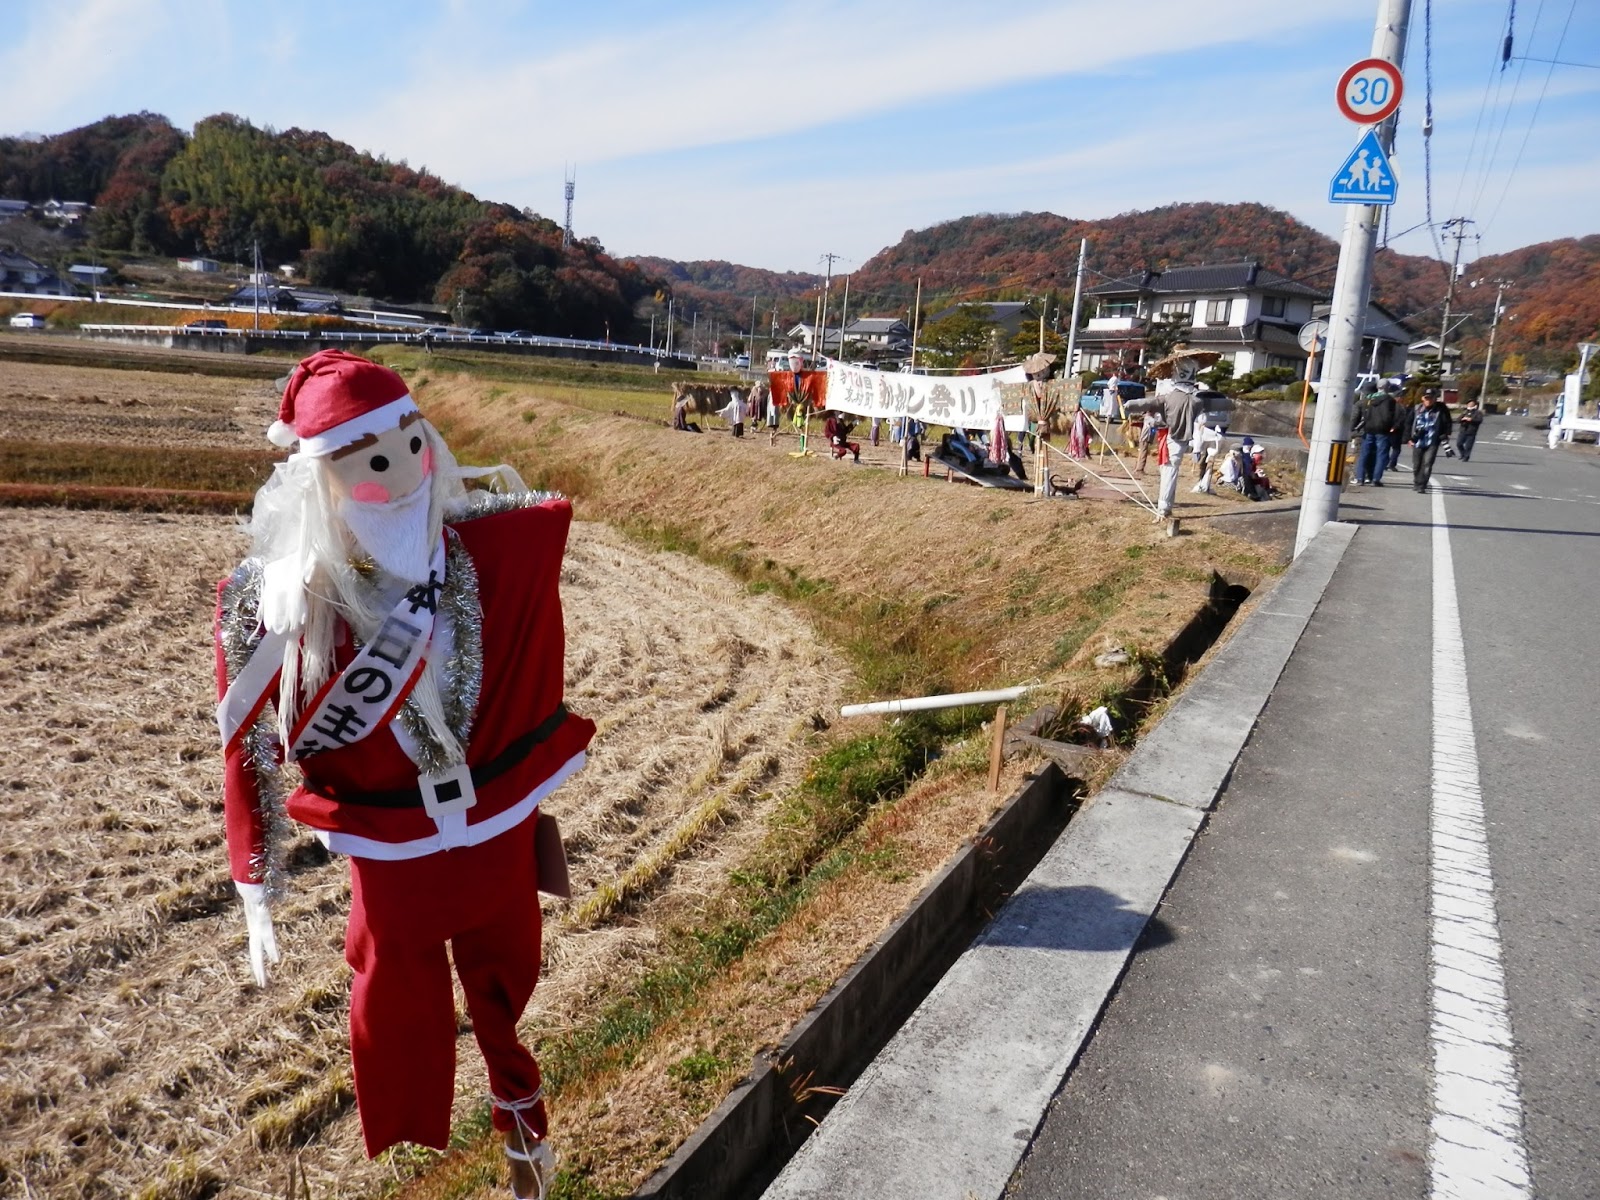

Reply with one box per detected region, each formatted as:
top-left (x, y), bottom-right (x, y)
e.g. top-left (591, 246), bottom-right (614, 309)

top-left (1008, 414), bottom-right (1600, 1199)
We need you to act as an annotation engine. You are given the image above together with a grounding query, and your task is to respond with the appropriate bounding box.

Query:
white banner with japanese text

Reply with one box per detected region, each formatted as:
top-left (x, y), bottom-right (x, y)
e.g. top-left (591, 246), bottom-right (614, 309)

top-left (824, 363), bottom-right (1031, 431)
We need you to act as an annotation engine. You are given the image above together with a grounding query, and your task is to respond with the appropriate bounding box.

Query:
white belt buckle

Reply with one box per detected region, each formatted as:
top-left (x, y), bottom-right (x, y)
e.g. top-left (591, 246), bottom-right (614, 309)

top-left (420, 763), bottom-right (477, 819)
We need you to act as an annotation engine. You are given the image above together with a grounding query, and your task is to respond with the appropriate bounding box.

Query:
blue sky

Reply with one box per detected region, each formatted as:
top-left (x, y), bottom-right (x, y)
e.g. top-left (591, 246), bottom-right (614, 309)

top-left (2, 0), bottom-right (1595, 275)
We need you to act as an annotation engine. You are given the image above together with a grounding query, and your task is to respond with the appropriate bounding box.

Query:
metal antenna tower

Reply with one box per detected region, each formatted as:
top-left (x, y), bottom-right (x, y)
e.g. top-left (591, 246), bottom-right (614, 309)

top-left (562, 166), bottom-right (576, 250)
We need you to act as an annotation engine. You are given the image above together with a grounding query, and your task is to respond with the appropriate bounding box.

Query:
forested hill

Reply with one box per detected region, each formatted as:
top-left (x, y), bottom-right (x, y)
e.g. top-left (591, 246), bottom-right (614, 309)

top-left (0, 113), bottom-right (654, 339)
top-left (624, 257), bottom-right (821, 338)
top-left (841, 203), bottom-right (1598, 366)
top-left (4, 115), bottom-right (1592, 361)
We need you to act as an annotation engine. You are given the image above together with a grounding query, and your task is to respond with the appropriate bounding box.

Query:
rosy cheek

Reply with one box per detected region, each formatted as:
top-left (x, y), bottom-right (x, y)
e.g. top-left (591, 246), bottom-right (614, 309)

top-left (420, 446), bottom-right (434, 476)
top-left (350, 481), bottom-right (391, 504)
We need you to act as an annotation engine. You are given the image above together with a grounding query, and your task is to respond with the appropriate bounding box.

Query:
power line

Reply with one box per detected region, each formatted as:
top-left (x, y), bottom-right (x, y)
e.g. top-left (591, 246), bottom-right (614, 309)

top-left (1448, 0), bottom-right (1518, 218)
top-left (1509, 54), bottom-right (1600, 68)
top-left (1423, 0), bottom-right (1445, 262)
top-left (1482, 0), bottom-right (1579, 238)
top-left (1467, 0), bottom-right (1545, 221)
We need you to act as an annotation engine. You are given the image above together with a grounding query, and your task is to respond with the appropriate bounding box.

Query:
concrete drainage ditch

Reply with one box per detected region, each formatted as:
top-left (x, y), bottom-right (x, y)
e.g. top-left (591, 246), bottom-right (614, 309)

top-left (635, 574), bottom-right (1253, 1200)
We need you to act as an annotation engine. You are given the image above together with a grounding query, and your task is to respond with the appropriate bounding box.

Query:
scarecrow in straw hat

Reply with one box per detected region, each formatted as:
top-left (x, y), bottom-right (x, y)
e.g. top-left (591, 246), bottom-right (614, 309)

top-left (1124, 346), bottom-right (1220, 519)
top-left (1022, 351), bottom-right (1062, 434)
top-left (215, 349), bottom-right (593, 1198)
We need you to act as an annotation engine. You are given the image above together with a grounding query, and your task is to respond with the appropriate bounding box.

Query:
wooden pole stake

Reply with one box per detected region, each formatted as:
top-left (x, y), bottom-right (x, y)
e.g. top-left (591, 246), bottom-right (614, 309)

top-left (988, 704), bottom-right (1008, 793)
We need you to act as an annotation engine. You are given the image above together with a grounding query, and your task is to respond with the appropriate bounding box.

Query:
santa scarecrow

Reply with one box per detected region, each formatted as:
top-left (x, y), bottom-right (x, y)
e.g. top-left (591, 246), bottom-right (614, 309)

top-left (215, 349), bottom-right (592, 1198)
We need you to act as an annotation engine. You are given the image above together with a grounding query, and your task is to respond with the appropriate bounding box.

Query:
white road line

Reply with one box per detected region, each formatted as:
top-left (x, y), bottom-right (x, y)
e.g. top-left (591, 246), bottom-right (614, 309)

top-left (1429, 485), bottom-right (1533, 1198)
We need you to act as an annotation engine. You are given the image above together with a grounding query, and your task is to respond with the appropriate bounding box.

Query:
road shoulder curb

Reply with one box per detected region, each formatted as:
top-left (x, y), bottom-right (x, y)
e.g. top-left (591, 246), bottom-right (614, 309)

top-left (760, 521), bottom-right (1359, 1200)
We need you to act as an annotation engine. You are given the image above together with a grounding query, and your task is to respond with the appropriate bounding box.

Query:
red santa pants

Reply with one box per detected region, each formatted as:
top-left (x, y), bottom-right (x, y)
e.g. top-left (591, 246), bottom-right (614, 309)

top-left (344, 815), bottom-right (547, 1157)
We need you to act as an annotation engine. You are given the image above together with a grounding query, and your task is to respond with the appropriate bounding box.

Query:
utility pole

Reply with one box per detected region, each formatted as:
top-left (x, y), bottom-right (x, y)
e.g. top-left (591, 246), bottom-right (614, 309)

top-left (666, 297), bottom-right (674, 357)
top-left (815, 252), bottom-right (840, 363)
top-left (1478, 280), bottom-right (1510, 405)
top-left (1295, 0), bottom-right (1412, 557)
top-left (749, 294), bottom-right (758, 362)
top-left (1437, 217), bottom-right (1475, 378)
top-left (1063, 238), bottom-right (1087, 377)
top-left (909, 276), bottom-right (923, 371)
top-left (835, 274), bottom-right (851, 363)
top-left (903, 276), bottom-right (923, 478)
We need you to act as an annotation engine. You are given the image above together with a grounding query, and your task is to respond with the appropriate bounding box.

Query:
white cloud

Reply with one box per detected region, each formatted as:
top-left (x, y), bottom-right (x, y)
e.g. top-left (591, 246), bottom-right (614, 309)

top-left (578, 101), bottom-right (1339, 272)
top-left (0, 0), bottom-right (168, 134)
top-left (339, 0), bottom-right (1340, 189)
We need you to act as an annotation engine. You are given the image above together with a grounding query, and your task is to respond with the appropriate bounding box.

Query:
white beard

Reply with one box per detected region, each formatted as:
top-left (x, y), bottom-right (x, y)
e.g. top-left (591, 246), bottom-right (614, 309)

top-left (337, 477), bottom-right (434, 582)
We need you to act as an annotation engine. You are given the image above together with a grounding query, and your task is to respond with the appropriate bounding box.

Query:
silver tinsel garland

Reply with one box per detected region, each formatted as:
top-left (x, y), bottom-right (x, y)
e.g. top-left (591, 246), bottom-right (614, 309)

top-left (217, 559), bottom-right (293, 903)
top-left (216, 488), bottom-right (557, 897)
top-left (393, 530), bottom-right (483, 775)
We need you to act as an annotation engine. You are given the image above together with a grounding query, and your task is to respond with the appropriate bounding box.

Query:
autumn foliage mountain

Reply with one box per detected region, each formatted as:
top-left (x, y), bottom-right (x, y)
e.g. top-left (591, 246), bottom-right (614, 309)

top-left (626, 257), bottom-right (822, 342)
top-left (2, 115), bottom-right (1593, 363)
top-left (0, 113), bottom-right (653, 339)
top-left (836, 204), bottom-right (1598, 368)
top-left (640, 203), bottom-right (1596, 369)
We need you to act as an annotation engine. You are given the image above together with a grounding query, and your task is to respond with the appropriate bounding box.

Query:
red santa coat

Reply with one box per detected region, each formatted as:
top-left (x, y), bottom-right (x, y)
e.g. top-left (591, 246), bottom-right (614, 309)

top-left (216, 496), bottom-right (595, 882)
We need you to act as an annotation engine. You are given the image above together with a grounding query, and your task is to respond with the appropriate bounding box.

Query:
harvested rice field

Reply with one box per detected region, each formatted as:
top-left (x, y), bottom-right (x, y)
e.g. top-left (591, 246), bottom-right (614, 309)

top-left (0, 505), bottom-right (841, 1199)
top-left (0, 358), bottom-right (282, 451)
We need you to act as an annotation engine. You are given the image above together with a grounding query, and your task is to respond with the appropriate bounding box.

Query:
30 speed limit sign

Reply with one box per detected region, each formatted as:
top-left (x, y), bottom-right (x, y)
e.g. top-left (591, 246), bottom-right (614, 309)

top-left (1337, 58), bottom-right (1403, 123)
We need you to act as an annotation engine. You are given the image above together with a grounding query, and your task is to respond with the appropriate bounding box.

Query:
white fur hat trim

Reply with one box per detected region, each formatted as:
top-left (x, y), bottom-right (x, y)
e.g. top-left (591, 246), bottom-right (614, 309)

top-left (270, 395), bottom-right (419, 457)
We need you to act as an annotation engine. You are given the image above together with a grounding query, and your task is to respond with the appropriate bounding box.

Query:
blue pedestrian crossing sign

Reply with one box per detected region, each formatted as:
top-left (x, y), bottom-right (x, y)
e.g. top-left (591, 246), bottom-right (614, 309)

top-left (1329, 128), bottom-right (1397, 205)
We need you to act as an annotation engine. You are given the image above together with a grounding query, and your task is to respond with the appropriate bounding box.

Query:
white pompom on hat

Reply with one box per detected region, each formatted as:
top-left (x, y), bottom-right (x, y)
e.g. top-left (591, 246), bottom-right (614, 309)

top-left (269, 349), bottom-right (418, 456)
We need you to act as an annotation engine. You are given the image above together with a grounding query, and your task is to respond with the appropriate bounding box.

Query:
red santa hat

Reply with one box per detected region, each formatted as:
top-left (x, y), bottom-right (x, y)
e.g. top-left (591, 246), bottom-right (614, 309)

top-left (267, 349), bottom-right (419, 456)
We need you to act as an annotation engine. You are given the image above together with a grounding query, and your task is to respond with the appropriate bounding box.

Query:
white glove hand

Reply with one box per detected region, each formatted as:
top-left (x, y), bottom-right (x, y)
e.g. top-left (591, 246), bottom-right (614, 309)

top-left (235, 880), bottom-right (281, 987)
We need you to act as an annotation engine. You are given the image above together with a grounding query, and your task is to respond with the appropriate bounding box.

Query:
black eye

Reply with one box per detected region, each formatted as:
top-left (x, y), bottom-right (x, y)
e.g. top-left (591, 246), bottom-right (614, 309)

top-left (410, 436), bottom-right (422, 454)
top-left (370, 455), bottom-right (390, 472)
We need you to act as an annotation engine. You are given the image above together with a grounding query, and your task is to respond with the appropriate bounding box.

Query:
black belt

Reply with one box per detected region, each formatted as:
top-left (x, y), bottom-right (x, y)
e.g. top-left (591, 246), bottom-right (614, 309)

top-left (316, 704), bottom-right (568, 809)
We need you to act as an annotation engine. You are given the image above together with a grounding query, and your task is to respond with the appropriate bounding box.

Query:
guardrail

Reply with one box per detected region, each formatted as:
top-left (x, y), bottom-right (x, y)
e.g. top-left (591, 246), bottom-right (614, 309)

top-left (75, 323), bottom-right (672, 355)
top-left (70, 324), bottom-right (718, 374)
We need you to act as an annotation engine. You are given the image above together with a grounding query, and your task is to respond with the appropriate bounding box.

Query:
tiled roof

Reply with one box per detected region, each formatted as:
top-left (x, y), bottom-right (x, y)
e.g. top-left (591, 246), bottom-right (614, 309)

top-left (1087, 261), bottom-right (1324, 299)
top-left (929, 300), bottom-right (1035, 321)
top-left (1074, 319), bottom-right (1306, 352)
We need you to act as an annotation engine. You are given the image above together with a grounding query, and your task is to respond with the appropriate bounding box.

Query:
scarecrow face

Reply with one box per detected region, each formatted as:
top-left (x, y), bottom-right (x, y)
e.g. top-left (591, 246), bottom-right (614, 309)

top-left (325, 413), bottom-right (432, 504)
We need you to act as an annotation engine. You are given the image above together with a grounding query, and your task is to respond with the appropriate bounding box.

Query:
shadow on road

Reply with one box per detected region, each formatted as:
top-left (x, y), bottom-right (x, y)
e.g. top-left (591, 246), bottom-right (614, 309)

top-left (986, 885), bottom-right (1177, 953)
top-left (1353, 518), bottom-right (1600, 538)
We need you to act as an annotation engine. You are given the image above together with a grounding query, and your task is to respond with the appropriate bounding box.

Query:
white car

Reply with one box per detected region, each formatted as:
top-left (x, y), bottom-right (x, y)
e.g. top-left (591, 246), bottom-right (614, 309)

top-left (8, 312), bottom-right (46, 329)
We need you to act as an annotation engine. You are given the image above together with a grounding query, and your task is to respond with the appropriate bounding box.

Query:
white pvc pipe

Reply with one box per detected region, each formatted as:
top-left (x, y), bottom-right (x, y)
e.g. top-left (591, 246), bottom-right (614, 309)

top-left (839, 686), bottom-right (1033, 718)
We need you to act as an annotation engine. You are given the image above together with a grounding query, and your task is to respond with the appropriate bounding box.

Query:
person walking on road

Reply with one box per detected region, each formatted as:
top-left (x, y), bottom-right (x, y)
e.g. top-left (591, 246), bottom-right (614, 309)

top-left (1354, 383), bottom-right (1397, 486)
top-left (1409, 390), bottom-right (1452, 492)
top-left (1388, 391), bottom-right (1414, 472)
top-left (1455, 397), bottom-right (1484, 461)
